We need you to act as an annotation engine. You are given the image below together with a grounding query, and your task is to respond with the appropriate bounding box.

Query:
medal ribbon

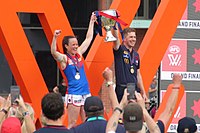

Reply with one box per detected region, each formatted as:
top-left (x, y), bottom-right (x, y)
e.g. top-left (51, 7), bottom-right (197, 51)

top-left (129, 50), bottom-right (135, 65)
top-left (95, 11), bottom-right (103, 36)
top-left (98, 11), bottom-right (128, 26)
top-left (66, 53), bottom-right (80, 73)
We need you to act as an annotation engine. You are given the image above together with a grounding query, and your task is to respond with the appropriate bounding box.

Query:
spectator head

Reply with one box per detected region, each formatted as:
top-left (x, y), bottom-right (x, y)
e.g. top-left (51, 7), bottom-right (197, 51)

top-left (177, 117), bottom-right (197, 133)
top-left (123, 103), bottom-right (143, 132)
top-left (1, 117), bottom-right (21, 133)
top-left (84, 96), bottom-right (104, 117)
top-left (145, 99), bottom-right (150, 110)
top-left (41, 93), bottom-right (64, 120)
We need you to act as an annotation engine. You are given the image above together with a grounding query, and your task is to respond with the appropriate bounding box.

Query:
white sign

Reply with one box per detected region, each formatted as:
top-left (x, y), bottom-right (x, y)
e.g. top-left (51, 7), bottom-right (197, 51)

top-left (161, 71), bottom-right (200, 81)
top-left (178, 20), bottom-right (200, 29)
top-left (167, 124), bottom-right (200, 132)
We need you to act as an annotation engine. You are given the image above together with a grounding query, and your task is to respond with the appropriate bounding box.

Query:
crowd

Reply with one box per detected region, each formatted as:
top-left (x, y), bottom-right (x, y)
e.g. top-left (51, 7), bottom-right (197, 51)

top-left (0, 12), bottom-right (198, 133)
top-left (0, 68), bottom-right (197, 133)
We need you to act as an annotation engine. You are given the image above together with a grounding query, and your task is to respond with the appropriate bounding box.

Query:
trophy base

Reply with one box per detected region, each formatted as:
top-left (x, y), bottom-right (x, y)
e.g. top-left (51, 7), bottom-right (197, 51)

top-left (104, 36), bottom-right (117, 42)
top-left (104, 31), bottom-right (117, 42)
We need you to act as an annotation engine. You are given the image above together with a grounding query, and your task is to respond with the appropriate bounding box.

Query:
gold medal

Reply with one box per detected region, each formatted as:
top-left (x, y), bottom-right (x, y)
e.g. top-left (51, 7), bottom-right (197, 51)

top-left (130, 68), bottom-right (134, 74)
top-left (130, 66), bottom-right (134, 74)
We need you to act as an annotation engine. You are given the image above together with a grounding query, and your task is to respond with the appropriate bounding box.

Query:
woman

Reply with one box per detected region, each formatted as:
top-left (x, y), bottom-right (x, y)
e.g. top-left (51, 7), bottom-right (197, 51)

top-left (51, 12), bottom-right (96, 128)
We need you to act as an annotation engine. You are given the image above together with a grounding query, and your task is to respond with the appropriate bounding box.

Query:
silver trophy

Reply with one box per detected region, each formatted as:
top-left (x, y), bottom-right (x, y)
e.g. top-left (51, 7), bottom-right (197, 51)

top-left (101, 9), bottom-right (117, 42)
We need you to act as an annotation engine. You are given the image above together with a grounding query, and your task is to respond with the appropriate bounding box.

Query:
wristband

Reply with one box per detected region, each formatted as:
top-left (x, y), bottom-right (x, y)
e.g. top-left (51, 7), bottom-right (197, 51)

top-left (118, 118), bottom-right (123, 124)
top-left (105, 81), bottom-right (113, 87)
top-left (114, 107), bottom-right (123, 114)
top-left (0, 109), bottom-right (8, 115)
top-left (172, 87), bottom-right (180, 89)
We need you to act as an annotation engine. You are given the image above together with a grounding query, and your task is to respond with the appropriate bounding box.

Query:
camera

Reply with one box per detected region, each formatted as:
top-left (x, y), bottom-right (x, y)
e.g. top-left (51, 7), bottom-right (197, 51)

top-left (127, 83), bottom-right (136, 100)
top-left (10, 85), bottom-right (20, 104)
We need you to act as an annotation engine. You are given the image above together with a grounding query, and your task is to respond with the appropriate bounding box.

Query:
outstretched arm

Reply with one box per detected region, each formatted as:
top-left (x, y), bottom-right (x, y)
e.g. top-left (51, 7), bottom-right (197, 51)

top-left (158, 74), bottom-right (182, 129)
top-left (51, 30), bottom-right (67, 69)
top-left (106, 89), bottom-right (128, 133)
top-left (112, 28), bottom-right (121, 50)
top-left (51, 30), bottom-right (66, 62)
top-left (102, 67), bottom-right (119, 109)
top-left (78, 12), bottom-right (96, 54)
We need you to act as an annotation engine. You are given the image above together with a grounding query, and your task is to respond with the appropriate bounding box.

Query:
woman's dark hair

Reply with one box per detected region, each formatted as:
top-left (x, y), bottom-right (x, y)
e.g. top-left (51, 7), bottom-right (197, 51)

top-left (62, 36), bottom-right (76, 54)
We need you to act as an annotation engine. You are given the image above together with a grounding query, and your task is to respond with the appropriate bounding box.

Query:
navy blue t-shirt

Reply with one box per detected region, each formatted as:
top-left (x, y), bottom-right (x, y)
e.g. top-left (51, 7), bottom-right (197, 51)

top-left (70, 119), bottom-right (125, 133)
top-left (114, 45), bottom-right (140, 86)
top-left (113, 45), bottom-right (140, 102)
top-left (34, 125), bottom-right (71, 133)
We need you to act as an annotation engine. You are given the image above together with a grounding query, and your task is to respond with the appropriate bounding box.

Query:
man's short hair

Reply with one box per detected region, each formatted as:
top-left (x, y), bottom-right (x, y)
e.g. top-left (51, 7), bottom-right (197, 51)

top-left (123, 27), bottom-right (136, 37)
top-left (41, 93), bottom-right (64, 120)
top-left (123, 103), bottom-right (143, 132)
top-left (84, 96), bottom-right (104, 117)
top-left (177, 117), bottom-right (197, 133)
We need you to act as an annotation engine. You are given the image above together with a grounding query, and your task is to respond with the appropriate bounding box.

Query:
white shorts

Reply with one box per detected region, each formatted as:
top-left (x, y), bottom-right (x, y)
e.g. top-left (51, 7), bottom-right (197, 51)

top-left (65, 93), bottom-right (91, 107)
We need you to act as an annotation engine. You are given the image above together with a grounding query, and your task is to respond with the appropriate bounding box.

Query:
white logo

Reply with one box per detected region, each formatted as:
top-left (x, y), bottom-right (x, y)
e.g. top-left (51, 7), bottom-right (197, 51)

top-left (169, 45), bottom-right (180, 54)
top-left (174, 106), bottom-right (181, 118)
top-left (168, 54), bottom-right (181, 66)
top-left (168, 45), bottom-right (181, 66)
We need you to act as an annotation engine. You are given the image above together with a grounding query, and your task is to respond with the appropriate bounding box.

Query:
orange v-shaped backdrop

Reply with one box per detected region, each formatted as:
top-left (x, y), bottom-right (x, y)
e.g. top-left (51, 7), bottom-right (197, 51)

top-left (0, 0), bottom-right (187, 128)
top-left (0, 0), bottom-right (73, 125)
top-left (138, 0), bottom-right (187, 92)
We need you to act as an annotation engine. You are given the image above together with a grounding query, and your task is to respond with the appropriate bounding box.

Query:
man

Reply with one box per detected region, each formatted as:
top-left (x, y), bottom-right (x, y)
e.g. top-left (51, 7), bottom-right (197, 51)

top-left (106, 90), bottom-right (160, 133)
top-left (103, 67), bottom-right (159, 133)
top-left (147, 75), bottom-right (158, 118)
top-left (34, 93), bottom-right (70, 133)
top-left (70, 96), bottom-right (125, 133)
top-left (53, 79), bottom-right (67, 101)
top-left (113, 27), bottom-right (147, 102)
top-left (104, 67), bottom-right (183, 133)
top-left (148, 75), bottom-right (157, 100)
top-left (177, 117), bottom-right (197, 133)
